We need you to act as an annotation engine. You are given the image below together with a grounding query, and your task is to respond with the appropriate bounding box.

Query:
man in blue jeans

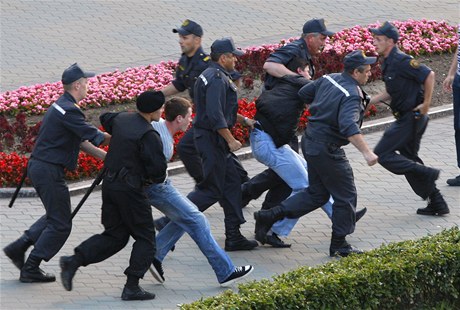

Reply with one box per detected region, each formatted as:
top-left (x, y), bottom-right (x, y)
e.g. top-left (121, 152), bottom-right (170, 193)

top-left (443, 27), bottom-right (460, 186)
top-left (146, 96), bottom-right (254, 287)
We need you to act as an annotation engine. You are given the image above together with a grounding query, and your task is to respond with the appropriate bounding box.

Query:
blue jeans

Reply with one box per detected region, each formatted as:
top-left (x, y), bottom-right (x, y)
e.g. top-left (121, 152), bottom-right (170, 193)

top-left (250, 128), bottom-right (333, 236)
top-left (145, 179), bottom-right (234, 283)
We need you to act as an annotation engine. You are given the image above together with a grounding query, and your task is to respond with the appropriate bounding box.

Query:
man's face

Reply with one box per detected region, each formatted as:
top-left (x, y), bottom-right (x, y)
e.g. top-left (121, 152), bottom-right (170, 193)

top-left (222, 53), bottom-right (237, 72)
top-left (179, 107), bottom-right (193, 131)
top-left (306, 34), bottom-right (327, 56)
top-left (373, 35), bottom-right (393, 56)
top-left (179, 34), bottom-right (201, 56)
top-left (75, 78), bottom-right (89, 100)
top-left (297, 65), bottom-right (312, 79)
top-left (354, 65), bottom-right (372, 86)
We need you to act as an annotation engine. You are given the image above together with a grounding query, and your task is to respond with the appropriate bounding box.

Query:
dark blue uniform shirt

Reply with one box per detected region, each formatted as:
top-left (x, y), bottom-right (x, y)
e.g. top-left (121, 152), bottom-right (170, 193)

top-left (172, 46), bottom-right (210, 100)
top-left (299, 72), bottom-right (366, 146)
top-left (31, 92), bottom-right (105, 170)
top-left (264, 38), bottom-right (314, 90)
top-left (193, 62), bottom-right (238, 131)
top-left (382, 46), bottom-right (431, 112)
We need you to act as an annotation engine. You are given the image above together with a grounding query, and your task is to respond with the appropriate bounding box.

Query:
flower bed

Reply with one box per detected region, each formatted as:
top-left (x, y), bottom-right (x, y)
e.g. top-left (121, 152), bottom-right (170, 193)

top-left (0, 19), bottom-right (457, 187)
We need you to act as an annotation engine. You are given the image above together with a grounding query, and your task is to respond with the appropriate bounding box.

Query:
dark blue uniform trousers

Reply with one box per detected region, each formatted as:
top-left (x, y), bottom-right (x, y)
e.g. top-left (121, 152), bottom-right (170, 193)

top-left (453, 74), bottom-right (460, 168)
top-left (73, 183), bottom-right (156, 278)
top-left (374, 112), bottom-right (433, 199)
top-left (187, 128), bottom-right (246, 228)
top-left (277, 136), bottom-right (357, 237)
top-left (25, 159), bottom-right (72, 261)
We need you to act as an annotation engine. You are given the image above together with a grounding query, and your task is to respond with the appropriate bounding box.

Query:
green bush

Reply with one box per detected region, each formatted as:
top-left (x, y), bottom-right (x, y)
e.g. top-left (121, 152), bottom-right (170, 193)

top-left (181, 226), bottom-right (460, 310)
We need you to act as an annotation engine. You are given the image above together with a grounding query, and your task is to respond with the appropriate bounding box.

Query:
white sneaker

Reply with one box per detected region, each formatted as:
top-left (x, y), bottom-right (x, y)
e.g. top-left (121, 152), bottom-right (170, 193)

top-left (220, 265), bottom-right (254, 287)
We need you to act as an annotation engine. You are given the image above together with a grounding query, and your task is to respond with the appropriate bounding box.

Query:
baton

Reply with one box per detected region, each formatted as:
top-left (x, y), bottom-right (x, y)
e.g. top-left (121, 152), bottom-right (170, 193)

top-left (8, 167), bottom-right (28, 208)
top-left (70, 167), bottom-right (106, 220)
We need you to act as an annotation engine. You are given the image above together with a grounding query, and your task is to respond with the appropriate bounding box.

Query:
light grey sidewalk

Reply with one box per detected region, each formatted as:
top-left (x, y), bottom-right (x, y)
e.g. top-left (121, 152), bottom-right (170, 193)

top-left (1, 115), bottom-right (459, 309)
top-left (1, 0), bottom-right (458, 91)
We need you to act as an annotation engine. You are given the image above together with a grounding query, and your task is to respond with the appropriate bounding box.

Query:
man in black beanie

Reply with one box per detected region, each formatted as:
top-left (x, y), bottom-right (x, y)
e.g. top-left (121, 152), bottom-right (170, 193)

top-left (60, 91), bottom-right (167, 301)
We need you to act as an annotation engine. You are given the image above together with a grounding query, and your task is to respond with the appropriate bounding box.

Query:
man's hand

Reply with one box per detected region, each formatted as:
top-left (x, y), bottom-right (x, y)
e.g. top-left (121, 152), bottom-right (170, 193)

top-left (228, 139), bottom-right (242, 152)
top-left (442, 75), bottom-right (454, 92)
top-left (363, 151), bottom-right (378, 166)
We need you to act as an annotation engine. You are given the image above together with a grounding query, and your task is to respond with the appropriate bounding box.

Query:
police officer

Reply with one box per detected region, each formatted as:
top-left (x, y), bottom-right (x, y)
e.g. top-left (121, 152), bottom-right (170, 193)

top-left (60, 91), bottom-right (167, 301)
top-left (160, 19), bottom-right (209, 183)
top-left (187, 37), bottom-right (258, 251)
top-left (254, 50), bottom-right (379, 257)
top-left (369, 21), bottom-right (449, 216)
top-left (242, 18), bottom-right (337, 246)
top-left (3, 63), bottom-right (110, 283)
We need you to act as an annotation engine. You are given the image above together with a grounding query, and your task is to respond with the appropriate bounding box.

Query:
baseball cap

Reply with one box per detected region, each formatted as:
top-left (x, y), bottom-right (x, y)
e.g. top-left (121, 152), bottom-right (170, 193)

top-left (210, 37), bottom-right (244, 56)
top-left (343, 50), bottom-right (377, 70)
top-left (61, 63), bottom-right (95, 85)
top-left (172, 19), bottom-right (203, 37)
top-left (369, 21), bottom-right (399, 42)
top-left (302, 18), bottom-right (335, 36)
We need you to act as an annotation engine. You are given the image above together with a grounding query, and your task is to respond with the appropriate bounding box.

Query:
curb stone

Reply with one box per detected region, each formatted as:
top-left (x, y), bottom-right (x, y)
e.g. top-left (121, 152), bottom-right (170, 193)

top-left (0, 104), bottom-right (453, 199)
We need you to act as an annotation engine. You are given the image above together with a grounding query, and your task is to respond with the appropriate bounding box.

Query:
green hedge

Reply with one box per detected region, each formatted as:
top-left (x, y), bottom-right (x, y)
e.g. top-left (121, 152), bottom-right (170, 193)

top-left (182, 226), bottom-right (460, 309)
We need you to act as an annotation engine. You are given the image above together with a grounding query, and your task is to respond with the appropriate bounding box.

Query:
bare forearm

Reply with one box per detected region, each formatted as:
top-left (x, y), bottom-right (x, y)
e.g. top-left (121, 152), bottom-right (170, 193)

top-left (80, 141), bottom-right (106, 160)
top-left (348, 134), bottom-right (378, 166)
top-left (161, 84), bottom-right (180, 97)
top-left (263, 62), bottom-right (297, 78)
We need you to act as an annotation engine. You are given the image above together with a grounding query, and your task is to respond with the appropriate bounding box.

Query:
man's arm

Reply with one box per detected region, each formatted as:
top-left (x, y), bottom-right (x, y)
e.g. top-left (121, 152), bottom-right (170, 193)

top-left (217, 128), bottom-right (242, 152)
top-left (348, 134), bottom-right (378, 166)
top-left (367, 90), bottom-right (391, 113)
top-left (263, 62), bottom-right (297, 78)
top-left (161, 84), bottom-right (180, 97)
top-left (237, 113), bottom-right (255, 129)
top-left (443, 47), bottom-right (458, 92)
top-left (80, 140), bottom-right (107, 160)
top-left (413, 71), bottom-right (435, 115)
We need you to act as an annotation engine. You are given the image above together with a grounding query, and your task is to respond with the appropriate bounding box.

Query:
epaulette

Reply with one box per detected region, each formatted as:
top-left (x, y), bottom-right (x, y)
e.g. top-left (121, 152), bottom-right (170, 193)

top-left (200, 53), bottom-right (210, 62)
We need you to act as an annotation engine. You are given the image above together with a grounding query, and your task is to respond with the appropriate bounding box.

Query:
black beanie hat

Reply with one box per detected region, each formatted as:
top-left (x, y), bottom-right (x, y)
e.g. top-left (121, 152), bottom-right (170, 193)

top-left (136, 91), bottom-right (165, 113)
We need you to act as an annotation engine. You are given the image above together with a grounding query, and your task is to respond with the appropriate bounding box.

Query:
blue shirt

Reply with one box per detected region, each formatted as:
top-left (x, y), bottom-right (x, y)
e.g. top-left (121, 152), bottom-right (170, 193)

top-left (382, 46), bottom-right (431, 112)
top-left (192, 62), bottom-right (238, 131)
top-left (264, 38), bottom-right (314, 90)
top-left (31, 92), bottom-right (105, 170)
top-left (299, 72), bottom-right (366, 146)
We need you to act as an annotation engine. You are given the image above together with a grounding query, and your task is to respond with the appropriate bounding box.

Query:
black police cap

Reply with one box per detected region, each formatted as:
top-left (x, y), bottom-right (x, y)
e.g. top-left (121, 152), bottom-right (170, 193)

top-left (211, 37), bottom-right (244, 56)
top-left (136, 91), bottom-right (165, 113)
top-left (172, 19), bottom-right (203, 37)
top-left (343, 50), bottom-right (377, 71)
top-left (302, 18), bottom-right (335, 36)
top-left (369, 21), bottom-right (399, 42)
top-left (61, 63), bottom-right (95, 85)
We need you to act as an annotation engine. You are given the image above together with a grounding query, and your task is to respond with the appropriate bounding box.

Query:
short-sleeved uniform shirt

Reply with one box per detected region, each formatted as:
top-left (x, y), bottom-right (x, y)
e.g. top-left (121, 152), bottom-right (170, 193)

top-left (171, 46), bottom-right (210, 100)
top-left (264, 38), bottom-right (314, 90)
top-left (382, 46), bottom-right (431, 112)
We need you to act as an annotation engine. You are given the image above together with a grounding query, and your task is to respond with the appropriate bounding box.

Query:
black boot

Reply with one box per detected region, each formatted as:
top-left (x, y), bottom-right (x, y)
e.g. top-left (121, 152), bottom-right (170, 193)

top-left (329, 234), bottom-right (363, 257)
top-left (417, 189), bottom-right (450, 216)
top-left (253, 206), bottom-right (285, 244)
top-left (265, 233), bottom-right (291, 248)
top-left (60, 255), bottom-right (81, 291)
top-left (20, 254), bottom-right (56, 283)
top-left (121, 285), bottom-right (156, 301)
top-left (225, 225), bottom-right (258, 251)
top-left (3, 234), bottom-right (32, 270)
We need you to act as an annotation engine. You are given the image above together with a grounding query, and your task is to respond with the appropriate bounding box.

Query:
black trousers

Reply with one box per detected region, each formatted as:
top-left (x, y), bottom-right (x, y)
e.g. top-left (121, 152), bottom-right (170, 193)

top-left (74, 183), bottom-right (156, 279)
top-left (374, 112), bottom-right (434, 199)
top-left (25, 158), bottom-right (72, 261)
top-left (279, 135), bottom-right (357, 237)
top-left (187, 128), bottom-right (245, 228)
top-left (178, 126), bottom-right (249, 184)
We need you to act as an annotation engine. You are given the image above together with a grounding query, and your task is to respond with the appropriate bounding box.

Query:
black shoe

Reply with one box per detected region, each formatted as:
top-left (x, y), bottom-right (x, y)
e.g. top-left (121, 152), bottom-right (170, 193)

top-left (417, 199), bottom-right (450, 216)
top-left (3, 235), bottom-right (32, 270)
top-left (447, 175), bottom-right (460, 186)
top-left (225, 235), bottom-right (258, 251)
top-left (253, 207), bottom-right (285, 245)
top-left (329, 244), bottom-right (364, 257)
top-left (356, 207), bottom-right (367, 222)
top-left (121, 285), bottom-right (155, 301)
top-left (149, 258), bottom-right (165, 283)
top-left (220, 265), bottom-right (254, 287)
top-left (265, 233), bottom-right (291, 248)
top-left (60, 256), bottom-right (79, 291)
top-left (20, 267), bottom-right (56, 283)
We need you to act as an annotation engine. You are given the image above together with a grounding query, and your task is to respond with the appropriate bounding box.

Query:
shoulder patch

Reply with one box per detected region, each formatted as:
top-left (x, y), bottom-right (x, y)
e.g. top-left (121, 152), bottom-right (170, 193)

top-left (409, 59), bottom-right (420, 68)
top-left (203, 56), bottom-right (210, 62)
